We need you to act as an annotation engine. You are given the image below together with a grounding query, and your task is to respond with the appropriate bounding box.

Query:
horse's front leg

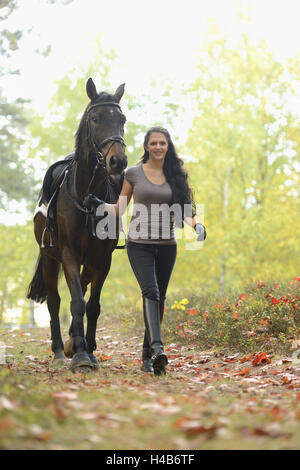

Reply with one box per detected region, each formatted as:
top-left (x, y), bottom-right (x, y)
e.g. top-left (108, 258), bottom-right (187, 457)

top-left (64, 266), bottom-right (92, 359)
top-left (85, 256), bottom-right (113, 369)
top-left (85, 273), bottom-right (106, 370)
top-left (62, 249), bottom-right (92, 371)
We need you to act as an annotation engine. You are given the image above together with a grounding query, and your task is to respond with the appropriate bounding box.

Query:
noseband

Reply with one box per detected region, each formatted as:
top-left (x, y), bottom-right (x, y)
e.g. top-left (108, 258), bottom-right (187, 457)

top-left (86, 101), bottom-right (126, 170)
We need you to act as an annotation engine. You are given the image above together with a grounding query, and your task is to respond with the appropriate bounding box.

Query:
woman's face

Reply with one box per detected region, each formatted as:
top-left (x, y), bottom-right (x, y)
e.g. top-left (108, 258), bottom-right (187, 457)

top-left (145, 132), bottom-right (168, 163)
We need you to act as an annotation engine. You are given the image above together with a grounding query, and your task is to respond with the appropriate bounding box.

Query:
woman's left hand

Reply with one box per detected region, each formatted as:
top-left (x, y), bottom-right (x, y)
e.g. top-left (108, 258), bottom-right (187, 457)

top-left (194, 223), bottom-right (207, 241)
top-left (83, 194), bottom-right (104, 213)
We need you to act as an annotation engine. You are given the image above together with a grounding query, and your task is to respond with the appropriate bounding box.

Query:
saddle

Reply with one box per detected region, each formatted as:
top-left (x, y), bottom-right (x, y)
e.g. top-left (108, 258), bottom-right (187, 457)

top-left (34, 154), bottom-right (75, 245)
top-left (42, 153), bottom-right (75, 204)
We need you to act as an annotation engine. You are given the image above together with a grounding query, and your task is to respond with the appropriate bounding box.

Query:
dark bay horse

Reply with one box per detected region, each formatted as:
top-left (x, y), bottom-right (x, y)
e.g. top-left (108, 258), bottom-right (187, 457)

top-left (27, 78), bottom-right (127, 371)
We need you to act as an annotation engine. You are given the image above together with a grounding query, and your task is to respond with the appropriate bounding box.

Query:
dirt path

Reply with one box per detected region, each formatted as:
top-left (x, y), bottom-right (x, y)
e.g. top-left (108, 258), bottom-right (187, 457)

top-left (0, 324), bottom-right (300, 450)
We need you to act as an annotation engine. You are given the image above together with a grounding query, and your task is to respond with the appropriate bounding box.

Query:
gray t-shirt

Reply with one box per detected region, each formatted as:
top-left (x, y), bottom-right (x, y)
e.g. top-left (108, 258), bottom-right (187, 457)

top-left (125, 164), bottom-right (176, 245)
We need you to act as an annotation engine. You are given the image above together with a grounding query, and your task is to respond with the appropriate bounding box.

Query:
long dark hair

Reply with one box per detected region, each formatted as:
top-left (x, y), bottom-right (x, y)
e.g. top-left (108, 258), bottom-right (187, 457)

top-left (140, 126), bottom-right (196, 227)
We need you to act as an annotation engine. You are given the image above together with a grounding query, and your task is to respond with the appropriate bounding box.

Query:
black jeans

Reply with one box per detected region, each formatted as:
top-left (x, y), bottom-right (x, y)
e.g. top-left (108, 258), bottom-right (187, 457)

top-left (127, 242), bottom-right (177, 302)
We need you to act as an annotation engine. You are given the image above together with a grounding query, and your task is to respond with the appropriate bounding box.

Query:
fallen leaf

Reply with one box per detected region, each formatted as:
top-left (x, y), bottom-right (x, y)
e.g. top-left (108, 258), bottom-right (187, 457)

top-left (0, 396), bottom-right (17, 411)
top-left (101, 355), bottom-right (113, 361)
top-left (242, 425), bottom-right (291, 439)
top-left (252, 352), bottom-right (271, 366)
top-left (106, 413), bottom-right (131, 423)
top-left (225, 355), bottom-right (239, 363)
top-left (25, 355), bottom-right (38, 361)
top-left (133, 418), bottom-right (155, 428)
top-left (281, 376), bottom-right (293, 385)
top-left (140, 403), bottom-right (181, 415)
top-left (77, 412), bottom-right (99, 420)
top-left (173, 417), bottom-right (219, 437)
top-left (53, 405), bottom-right (69, 419)
top-left (240, 354), bottom-right (254, 363)
top-left (235, 367), bottom-right (251, 376)
top-left (52, 392), bottom-right (78, 400)
top-left (0, 418), bottom-right (15, 435)
top-left (28, 424), bottom-right (52, 441)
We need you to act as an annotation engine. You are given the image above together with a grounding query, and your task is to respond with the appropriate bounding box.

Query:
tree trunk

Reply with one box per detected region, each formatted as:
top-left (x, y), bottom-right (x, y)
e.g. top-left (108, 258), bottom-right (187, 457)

top-left (28, 300), bottom-right (36, 328)
top-left (0, 282), bottom-right (7, 325)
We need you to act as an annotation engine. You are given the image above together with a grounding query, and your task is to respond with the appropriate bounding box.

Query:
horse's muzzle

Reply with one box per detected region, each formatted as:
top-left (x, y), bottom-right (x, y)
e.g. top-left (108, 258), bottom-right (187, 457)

top-left (109, 154), bottom-right (128, 174)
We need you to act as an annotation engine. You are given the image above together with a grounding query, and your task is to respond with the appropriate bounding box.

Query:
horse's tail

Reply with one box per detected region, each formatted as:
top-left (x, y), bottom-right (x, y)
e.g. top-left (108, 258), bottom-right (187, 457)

top-left (26, 253), bottom-right (47, 303)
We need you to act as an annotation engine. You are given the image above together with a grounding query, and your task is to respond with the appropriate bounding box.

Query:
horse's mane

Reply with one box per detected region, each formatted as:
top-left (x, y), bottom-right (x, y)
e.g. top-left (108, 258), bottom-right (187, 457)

top-left (74, 91), bottom-right (116, 161)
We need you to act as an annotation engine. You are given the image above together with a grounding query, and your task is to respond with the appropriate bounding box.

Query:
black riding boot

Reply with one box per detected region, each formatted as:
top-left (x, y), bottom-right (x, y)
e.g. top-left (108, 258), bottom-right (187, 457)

top-left (143, 297), bottom-right (168, 376)
top-left (141, 300), bottom-right (165, 373)
top-left (141, 345), bottom-right (153, 373)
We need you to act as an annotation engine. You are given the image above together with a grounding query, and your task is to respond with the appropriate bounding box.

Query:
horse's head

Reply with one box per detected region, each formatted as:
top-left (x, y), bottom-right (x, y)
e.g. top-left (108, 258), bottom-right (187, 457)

top-left (83, 78), bottom-right (128, 175)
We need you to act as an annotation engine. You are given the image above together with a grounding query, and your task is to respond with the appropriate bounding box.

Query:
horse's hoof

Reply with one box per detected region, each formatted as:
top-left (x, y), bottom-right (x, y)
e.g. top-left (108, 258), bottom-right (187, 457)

top-left (64, 337), bottom-right (74, 358)
top-left (70, 351), bottom-right (92, 372)
top-left (88, 353), bottom-right (100, 370)
top-left (75, 366), bottom-right (93, 374)
top-left (51, 350), bottom-right (67, 367)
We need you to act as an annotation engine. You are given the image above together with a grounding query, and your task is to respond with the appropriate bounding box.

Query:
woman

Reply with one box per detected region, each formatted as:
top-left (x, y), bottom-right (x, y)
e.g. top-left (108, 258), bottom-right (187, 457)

top-left (84, 126), bottom-right (206, 375)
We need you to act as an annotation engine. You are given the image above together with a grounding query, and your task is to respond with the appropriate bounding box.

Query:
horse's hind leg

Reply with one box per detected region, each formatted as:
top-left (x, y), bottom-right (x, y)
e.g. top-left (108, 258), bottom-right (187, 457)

top-left (42, 255), bottom-right (66, 365)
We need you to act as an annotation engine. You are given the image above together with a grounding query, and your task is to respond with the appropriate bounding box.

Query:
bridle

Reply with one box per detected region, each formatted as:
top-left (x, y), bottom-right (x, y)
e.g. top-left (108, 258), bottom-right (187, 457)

top-left (86, 101), bottom-right (126, 171)
top-left (64, 100), bottom-right (126, 215)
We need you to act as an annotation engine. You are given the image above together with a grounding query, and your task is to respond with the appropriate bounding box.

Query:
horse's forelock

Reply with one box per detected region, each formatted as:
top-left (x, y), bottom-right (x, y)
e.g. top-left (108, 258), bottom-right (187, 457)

top-left (95, 91), bottom-right (115, 103)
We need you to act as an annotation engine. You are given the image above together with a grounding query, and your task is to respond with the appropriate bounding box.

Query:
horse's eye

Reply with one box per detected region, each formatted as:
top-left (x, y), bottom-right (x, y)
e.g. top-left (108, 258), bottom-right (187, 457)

top-left (92, 116), bottom-right (99, 124)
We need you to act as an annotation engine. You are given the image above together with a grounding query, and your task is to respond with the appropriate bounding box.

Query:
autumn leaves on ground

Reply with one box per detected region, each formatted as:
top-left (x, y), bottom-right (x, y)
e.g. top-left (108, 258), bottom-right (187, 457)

top-left (0, 279), bottom-right (300, 450)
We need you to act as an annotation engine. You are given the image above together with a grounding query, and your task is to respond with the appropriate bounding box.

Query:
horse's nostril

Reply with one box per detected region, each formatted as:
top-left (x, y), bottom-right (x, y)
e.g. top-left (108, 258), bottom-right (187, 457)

top-left (110, 155), bottom-right (127, 172)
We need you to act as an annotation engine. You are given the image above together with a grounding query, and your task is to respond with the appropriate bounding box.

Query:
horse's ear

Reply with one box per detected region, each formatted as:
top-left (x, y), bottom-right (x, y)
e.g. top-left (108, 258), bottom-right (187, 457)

top-left (114, 83), bottom-right (125, 103)
top-left (86, 78), bottom-right (98, 102)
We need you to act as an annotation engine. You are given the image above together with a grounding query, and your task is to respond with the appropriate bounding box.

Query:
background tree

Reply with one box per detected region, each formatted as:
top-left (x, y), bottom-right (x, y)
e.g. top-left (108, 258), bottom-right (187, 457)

top-left (182, 28), bottom-right (300, 296)
top-left (0, 0), bottom-right (74, 207)
top-left (0, 0), bottom-right (75, 325)
top-left (0, 0), bottom-right (34, 205)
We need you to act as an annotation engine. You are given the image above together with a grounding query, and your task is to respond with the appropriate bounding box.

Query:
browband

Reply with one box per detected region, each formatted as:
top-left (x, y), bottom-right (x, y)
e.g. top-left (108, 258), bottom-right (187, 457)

top-left (87, 102), bottom-right (121, 113)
